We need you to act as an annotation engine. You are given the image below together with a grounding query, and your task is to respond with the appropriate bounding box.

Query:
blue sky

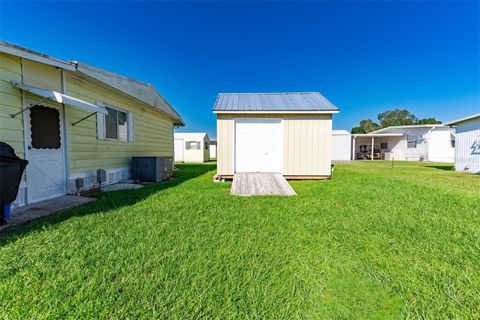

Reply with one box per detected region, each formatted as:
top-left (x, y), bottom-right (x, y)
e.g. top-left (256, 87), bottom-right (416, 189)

top-left (1, 1), bottom-right (479, 137)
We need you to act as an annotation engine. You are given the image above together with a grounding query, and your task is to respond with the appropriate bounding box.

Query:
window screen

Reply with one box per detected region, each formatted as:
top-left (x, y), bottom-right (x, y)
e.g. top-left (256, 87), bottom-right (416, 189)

top-left (105, 107), bottom-right (118, 139)
top-left (118, 111), bottom-right (128, 141)
top-left (105, 106), bottom-right (128, 141)
top-left (30, 105), bottom-right (61, 149)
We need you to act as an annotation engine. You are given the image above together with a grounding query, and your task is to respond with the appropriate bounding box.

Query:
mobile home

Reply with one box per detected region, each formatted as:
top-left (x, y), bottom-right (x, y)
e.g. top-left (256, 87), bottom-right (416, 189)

top-left (352, 125), bottom-right (454, 162)
top-left (446, 114), bottom-right (480, 174)
top-left (332, 130), bottom-right (352, 162)
top-left (0, 42), bottom-right (184, 207)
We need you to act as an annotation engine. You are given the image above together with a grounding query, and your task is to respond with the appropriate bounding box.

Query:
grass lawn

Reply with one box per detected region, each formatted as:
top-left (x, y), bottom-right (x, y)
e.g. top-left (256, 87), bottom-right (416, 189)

top-left (1, 161), bottom-right (479, 319)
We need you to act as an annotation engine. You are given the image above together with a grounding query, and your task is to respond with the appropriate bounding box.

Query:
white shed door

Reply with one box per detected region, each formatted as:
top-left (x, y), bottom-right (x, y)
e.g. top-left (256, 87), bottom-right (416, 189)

top-left (174, 139), bottom-right (184, 162)
top-left (235, 119), bottom-right (282, 173)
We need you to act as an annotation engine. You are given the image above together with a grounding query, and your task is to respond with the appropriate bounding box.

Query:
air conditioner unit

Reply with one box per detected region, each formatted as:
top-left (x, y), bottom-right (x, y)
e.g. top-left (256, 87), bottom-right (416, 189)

top-left (132, 157), bottom-right (173, 182)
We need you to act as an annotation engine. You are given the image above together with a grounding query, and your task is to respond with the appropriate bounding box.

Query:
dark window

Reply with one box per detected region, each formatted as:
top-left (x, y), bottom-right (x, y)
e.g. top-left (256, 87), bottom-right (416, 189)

top-left (407, 135), bottom-right (417, 148)
top-left (186, 141), bottom-right (200, 150)
top-left (30, 105), bottom-right (61, 149)
top-left (105, 107), bottom-right (118, 139)
top-left (380, 142), bottom-right (388, 150)
top-left (105, 106), bottom-right (128, 141)
top-left (204, 141), bottom-right (209, 150)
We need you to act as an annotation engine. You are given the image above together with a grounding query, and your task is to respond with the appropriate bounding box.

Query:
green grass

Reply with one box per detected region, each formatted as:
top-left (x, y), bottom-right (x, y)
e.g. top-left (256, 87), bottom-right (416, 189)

top-left (1, 161), bottom-right (479, 319)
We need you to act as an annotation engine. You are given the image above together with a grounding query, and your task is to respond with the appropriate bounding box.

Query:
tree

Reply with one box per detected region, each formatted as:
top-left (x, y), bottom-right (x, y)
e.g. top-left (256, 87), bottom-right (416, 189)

top-left (351, 126), bottom-right (365, 134)
top-left (417, 117), bottom-right (442, 124)
top-left (351, 109), bottom-right (442, 133)
top-left (350, 119), bottom-right (380, 134)
top-left (377, 109), bottom-right (417, 127)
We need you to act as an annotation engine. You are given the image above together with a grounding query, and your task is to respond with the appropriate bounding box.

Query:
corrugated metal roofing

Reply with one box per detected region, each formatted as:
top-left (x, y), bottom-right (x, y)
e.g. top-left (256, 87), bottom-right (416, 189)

top-left (213, 92), bottom-right (339, 112)
top-left (0, 41), bottom-right (184, 126)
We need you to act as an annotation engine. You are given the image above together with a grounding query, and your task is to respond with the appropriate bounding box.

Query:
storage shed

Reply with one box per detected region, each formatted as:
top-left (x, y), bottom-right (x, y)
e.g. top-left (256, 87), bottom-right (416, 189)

top-left (445, 113), bottom-right (480, 174)
top-left (213, 92), bottom-right (339, 179)
top-left (174, 132), bottom-right (210, 163)
top-left (332, 130), bottom-right (352, 162)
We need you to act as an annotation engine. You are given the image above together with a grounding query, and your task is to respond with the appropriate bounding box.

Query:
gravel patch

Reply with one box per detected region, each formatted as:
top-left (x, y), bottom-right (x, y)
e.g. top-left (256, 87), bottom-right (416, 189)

top-left (101, 183), bottom-right (144, 192)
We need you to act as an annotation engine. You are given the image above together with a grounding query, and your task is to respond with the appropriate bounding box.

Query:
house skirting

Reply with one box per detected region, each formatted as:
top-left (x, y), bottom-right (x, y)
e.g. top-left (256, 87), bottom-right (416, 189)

top-left (68, 167), bottom-right (131, 194)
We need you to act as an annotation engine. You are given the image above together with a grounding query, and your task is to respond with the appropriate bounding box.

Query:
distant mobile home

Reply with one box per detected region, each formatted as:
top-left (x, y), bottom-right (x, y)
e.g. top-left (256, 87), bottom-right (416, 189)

top-left (353, 125), bottom-right (455, 162)
top-left (0, 42), bottom-right (184, 207)
top-left (213, 92), bottom-right (339, 179)
top-left (174, 132), bottom-right (210, 163)
top-left (332, 130), bottom-right (352, 162)
top-left (446, 114), bottom-right (480, 174)
top-left (209, 140), bottom-right (217, 159)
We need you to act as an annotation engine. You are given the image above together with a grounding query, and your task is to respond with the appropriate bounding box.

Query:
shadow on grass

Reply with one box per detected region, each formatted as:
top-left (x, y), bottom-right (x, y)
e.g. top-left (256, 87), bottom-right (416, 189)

top-left (0, 163), bottom-right (216, 245)
top-left (425, 164), bottom-right (454, 171)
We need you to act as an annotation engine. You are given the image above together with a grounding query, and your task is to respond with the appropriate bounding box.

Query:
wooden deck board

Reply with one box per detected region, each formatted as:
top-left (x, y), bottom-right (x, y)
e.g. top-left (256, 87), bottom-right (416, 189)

top-left (230, 173), bottom-right (296, 196)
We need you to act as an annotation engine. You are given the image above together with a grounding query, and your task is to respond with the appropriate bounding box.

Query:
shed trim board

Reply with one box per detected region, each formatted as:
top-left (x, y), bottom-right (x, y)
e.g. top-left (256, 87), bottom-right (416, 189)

top-left (233, 118), bottom-right (284, 173)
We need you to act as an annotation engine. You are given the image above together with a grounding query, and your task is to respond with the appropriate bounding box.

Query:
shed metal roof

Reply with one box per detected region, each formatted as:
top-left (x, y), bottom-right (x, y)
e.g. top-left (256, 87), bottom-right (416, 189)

top-left (213, 92), bottom-right (339, 112)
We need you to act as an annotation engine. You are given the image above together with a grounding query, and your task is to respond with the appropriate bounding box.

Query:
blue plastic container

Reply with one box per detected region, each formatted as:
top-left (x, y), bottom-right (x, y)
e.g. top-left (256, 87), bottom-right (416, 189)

top-left (4, 204), bottom-right (11, 221)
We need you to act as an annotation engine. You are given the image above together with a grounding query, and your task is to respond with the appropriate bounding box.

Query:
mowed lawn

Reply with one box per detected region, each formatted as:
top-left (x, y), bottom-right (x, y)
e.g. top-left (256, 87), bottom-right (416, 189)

top-left (1, 162), bottom-right (479, 319)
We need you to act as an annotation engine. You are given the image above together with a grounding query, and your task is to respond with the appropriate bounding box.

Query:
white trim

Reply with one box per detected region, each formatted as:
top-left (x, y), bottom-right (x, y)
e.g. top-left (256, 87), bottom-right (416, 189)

top-left (20, 58), bottom-right (30, 204)
top-left (0, 42), bottom-right (76, 71)
top-left (445, 113), bottom-right (480, 126)
top-left (214, 110), bottom-right (339, 114)
top-left (370, 124), bottom-right (448, 134)
top-left (352, 133), bottom-right (404, 137)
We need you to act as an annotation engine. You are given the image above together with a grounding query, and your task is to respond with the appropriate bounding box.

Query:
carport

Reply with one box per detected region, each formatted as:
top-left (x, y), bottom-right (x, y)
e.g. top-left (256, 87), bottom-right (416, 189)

top-left (352, 133), bottom-right (403, 160)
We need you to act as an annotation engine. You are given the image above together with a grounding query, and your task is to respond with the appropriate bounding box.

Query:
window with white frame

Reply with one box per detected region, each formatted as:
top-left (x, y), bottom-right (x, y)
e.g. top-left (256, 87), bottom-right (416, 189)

top-left (407, 135), bottom-right (417, 148)
top-left (105, 106), bottom-right (128, 141)
top-left (186, 141), bottom-right (200, 150)
top-left (450, 133), bottom-right (455, 148)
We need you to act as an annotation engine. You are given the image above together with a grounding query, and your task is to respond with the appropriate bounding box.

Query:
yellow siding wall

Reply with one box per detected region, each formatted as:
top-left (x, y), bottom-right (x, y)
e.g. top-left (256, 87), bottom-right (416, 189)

top-left (216, 113), bottom-right (332, 176)
top-left (8, 57), bottom-right (174, 176)
top-left (64, 74), bottom-right (174, 174)
top-left (0, 53), bottom-right (24, 158)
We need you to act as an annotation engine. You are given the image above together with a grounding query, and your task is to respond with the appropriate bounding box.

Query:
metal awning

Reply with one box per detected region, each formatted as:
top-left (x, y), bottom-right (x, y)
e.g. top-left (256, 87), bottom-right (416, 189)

top-left (11, 81), bottom-right (107, 114)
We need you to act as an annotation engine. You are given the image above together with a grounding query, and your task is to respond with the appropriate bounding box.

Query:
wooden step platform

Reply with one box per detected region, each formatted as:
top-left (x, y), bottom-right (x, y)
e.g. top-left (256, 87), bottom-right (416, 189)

top-left (231, 173), bottom-right (297, 196)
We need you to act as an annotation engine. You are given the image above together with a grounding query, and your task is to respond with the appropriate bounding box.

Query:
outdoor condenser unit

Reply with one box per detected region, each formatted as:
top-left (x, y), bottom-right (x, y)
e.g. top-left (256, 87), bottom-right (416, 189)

top-left (131, 157), bottom-right (173, 182)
